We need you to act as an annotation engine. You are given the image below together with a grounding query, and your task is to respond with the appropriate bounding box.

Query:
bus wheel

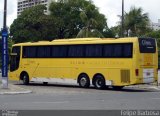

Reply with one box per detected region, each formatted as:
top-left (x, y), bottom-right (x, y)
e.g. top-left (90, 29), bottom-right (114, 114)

top-left (22, 73), bottom-right (29, 85)
top-left (78, 74), bottom-right (90, 88)
top-left (112, 86), bottom-right (124, 90)
top-left (93, 75), bottom-right (105, 89)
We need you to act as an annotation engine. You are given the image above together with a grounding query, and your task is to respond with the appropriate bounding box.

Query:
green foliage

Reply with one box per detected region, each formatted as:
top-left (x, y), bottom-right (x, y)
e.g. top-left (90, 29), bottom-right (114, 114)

top-left (145, 30), bottom-right (160, 49)
top-left (49, 0), bottom-right (85, 39)
top-left (10, 5), bottom-right (56, 43)
top-left (77, 11), bottom-right (104, 38)
top-left (124, 6), bottom-right (150, 37)
top-left (109, 26), bottom-right (121, 38)
top-left (145, 30), bottom-right (160, 38)
top-left (113, 6), bottom-right (150, 37)
top-left (49, 0), bottom-right (110, 38)
top-left (10, 0), bottom-right (113, 43)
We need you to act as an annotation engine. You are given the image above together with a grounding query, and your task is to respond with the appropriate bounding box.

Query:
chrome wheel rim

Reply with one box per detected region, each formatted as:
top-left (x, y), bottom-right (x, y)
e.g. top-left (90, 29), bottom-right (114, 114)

top-left (95, 79), bottom-right (102, 88)
top-left (80, 77), bottom-right (87, 87)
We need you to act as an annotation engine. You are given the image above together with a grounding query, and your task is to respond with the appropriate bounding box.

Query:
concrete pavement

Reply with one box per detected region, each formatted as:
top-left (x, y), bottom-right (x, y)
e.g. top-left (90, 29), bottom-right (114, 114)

top-left (0, 84), bottom-right (32, 95)
top-left (0, 73), bottom-right (32, 95)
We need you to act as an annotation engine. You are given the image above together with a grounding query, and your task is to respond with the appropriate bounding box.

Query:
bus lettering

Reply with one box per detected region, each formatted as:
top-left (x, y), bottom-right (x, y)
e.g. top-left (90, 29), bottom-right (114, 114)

top-left (142, 40), bottom-right (152, 46)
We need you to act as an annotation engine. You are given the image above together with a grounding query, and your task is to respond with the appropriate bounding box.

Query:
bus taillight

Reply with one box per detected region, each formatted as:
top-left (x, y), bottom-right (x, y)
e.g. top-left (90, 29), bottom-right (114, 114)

top-left (135, 69), bottom-right (139, 76)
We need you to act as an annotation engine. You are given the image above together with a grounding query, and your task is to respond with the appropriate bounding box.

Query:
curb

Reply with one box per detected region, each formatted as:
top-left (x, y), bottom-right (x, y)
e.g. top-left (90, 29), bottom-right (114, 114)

top-left (0, 90), bottom-right (32, 95)
top-left (128, 85), bottom-right (160, 90)
top-left (0, 83), bottom-right (32, 95)
top-left (146, 86), bottom-right (160, 90)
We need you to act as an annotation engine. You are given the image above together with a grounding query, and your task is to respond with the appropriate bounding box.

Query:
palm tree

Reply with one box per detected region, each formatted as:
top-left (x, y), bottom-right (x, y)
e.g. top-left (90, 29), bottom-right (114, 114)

top-left (124, 6), bottom-right (149, 36)
top-left (77, 11), bottom-right (104, 38)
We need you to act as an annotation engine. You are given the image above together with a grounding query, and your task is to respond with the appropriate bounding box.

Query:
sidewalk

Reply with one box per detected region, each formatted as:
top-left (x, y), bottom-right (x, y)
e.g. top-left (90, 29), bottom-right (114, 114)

top-left (0, 75), bottom-right (32, 95)
top-left (128, 83), bottom-right (160, 91)
top-left (0, 84), bottom-right (32, 95)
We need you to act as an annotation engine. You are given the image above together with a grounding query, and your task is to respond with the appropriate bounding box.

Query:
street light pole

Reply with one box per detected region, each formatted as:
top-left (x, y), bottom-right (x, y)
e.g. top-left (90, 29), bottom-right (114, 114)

top-left (121, 0), bottom-right (124, 37)
top-left (1, 0), bottom-right (8, 89)
top-left (3, 0), bottom-right (7, 29)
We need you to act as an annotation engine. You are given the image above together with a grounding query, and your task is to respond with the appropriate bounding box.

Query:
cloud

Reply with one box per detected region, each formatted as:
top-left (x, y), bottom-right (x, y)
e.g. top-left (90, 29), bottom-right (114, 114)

top-left (7, 0), bottom-right (17, 27)
top-left (0, 0), bottom-right (17, 29)
top-left (92, 0), bottom-right (160, 27)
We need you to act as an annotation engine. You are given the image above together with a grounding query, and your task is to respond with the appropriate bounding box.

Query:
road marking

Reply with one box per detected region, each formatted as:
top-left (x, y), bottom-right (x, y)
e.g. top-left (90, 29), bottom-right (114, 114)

top-left (32, 101), bottom-right (69, 104)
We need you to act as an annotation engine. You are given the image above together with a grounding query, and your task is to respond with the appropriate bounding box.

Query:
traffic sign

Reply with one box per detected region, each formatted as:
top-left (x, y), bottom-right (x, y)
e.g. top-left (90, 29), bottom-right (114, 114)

top-left (1, 28), bottom-right (8, 88)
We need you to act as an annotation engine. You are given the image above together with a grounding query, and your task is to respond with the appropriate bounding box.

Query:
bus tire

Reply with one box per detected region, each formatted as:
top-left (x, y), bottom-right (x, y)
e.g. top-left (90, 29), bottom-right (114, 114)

top-left (112, 86), bottom-right (124, 90)
top-left (22, 73), bottom-right (29, 85)
top-left (93, 75), bottom-right (106, 89)
top-left (78, 74), bottom-right (90, 88)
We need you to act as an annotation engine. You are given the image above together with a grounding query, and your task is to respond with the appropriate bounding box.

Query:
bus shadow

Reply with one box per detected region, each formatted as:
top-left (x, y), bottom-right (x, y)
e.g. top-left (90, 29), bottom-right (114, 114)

top-left (14, 82), bottom-right (159, 93)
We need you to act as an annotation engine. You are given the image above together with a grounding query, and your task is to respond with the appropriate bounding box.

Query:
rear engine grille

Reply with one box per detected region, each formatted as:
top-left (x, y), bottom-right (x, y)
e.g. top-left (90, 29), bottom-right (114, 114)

top-left (121, 70), bottom-right (130, 83)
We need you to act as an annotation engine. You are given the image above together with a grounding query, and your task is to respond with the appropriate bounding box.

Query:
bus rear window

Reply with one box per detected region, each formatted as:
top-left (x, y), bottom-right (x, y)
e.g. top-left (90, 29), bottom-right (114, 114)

top-left (138, 38), bottom-right (156, 53)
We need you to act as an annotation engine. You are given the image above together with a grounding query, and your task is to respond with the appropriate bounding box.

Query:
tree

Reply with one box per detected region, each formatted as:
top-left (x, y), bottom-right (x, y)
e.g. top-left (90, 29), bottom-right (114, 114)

top-left (10, 5), bottom-right (56, 43)
top-left (145, 30), bottom-right (160, 49)
top-left (124, 6), bottom-right (150, 37)
top-left (49, 0), bottom-right (110, 39)
top-left (77, 10), bottom-right (104, 38)
top-left (11, 0), bottom-right (113, 43)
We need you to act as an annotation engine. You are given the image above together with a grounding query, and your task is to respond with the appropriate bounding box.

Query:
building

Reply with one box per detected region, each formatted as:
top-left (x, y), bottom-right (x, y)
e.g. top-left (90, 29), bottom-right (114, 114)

top-left (150, 19), bottom-right (160, 31)
top-left (17, 0), bottom-right (55, 16)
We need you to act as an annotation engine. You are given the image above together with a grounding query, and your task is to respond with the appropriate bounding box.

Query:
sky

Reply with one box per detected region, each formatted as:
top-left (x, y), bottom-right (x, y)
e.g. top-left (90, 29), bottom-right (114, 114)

top-left (0, 0), bottom-right (160, 29)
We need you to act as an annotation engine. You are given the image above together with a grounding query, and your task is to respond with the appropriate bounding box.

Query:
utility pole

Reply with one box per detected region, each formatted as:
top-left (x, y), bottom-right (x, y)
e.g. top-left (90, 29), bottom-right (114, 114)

top-left (121, 0), bottom-right (124, 37)
top-left (1, 0), bottom-right (8, 88)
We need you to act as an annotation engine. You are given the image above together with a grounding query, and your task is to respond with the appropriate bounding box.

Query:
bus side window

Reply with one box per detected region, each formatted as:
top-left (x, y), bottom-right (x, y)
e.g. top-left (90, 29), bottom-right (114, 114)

top-left (123, 44), bottom-right (132, 58)
top-left (85, 45), bottom-right (102, 57)
top-left (68, 45), bottom-right (84, 58)
top-left (103, 44), bottom-right (113, 57)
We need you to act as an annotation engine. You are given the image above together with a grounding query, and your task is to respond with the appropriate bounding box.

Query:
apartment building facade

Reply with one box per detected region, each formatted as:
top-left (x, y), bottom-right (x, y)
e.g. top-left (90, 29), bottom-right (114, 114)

top-left (17, 0), bottom-right (55, 16)
top-left (150, 19), bottom-right (160, 31)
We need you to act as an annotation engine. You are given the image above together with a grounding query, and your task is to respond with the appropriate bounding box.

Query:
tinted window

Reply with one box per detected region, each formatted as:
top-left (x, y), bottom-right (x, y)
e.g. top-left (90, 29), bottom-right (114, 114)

top-left (103, 43), bottom-right (132, 58)
top-left (68, 45), bottom-right (84, 57)
top-left (23, 46), bottom-right (36, 58)
top-left (10, 46), bottom-right (21, 72)
top-left (21, 43), bottom-right (132, 58)
top-left (113, 44), bottom-right (122, 57)
top-left (123, 44), bottom-right (132, 57)
top-left (86, 45), bottom-right (102, 57)
top-left (139, 38), bottom-right (156, 53)
top-left (37, 46), bottom-right (51, 58)
top-left (103, 44), bottom-right (113, 57)
top-left (12, 46), bottom-right (20, 55)
top-left (51, 46), bottom-right (68, 57)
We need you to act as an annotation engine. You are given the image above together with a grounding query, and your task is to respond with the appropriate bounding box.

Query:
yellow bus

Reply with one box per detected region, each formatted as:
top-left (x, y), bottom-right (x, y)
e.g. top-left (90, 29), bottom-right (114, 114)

top-left (9, 37), bottom-right (158, 89)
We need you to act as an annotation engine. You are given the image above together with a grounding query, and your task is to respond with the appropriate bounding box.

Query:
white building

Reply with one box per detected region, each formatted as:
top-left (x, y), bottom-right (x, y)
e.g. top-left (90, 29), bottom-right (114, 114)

top-left (17, 0), bottom-right (55, 16)
top-left (150, 19), bottom-right (160, 31)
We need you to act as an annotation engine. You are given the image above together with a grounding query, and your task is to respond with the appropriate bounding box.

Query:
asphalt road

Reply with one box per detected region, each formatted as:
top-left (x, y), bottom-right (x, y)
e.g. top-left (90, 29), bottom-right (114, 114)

top-left (0, 72), bottom-right (160, 110)
top-left (0, 82), bottom-right (160, 110)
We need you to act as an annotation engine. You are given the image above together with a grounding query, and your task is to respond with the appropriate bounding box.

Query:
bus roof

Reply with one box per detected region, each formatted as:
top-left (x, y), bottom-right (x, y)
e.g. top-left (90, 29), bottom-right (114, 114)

top-left (13, 37), bottom-right (138, 46)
